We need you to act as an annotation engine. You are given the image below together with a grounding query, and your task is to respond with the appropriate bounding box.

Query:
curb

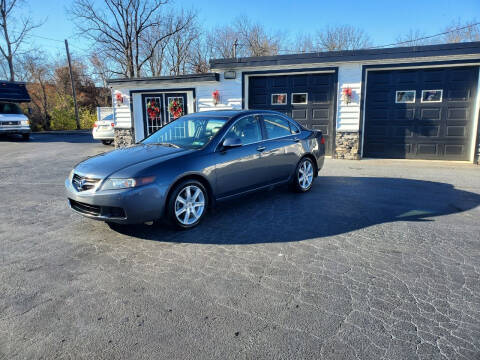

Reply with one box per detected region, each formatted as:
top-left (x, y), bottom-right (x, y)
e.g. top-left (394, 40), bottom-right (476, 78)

top-left (33, 130), bottom-right (91, 135)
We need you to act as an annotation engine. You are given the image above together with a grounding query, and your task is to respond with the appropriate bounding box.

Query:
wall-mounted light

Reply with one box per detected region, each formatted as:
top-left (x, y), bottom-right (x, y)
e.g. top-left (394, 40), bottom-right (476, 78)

top-left (224, 71), bottom-right (236, 79)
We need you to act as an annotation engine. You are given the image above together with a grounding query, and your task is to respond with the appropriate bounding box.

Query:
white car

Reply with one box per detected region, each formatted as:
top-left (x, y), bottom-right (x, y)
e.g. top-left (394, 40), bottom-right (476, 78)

top-left (92, 119), bottom-right (114, 145)
top-left (0, 102), bottom-right (31, 140)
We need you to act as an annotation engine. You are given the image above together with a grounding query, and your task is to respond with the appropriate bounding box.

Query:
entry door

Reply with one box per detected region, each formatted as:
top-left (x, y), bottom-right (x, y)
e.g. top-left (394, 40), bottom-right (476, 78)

top-left (165, 93), bottom-right (188, 123)
top-left (142, 93), bottom-right (188, 137)
top-left (364, 66), bottom-right (478, 160)
top-left (143, 94), bottom-right (164, 137)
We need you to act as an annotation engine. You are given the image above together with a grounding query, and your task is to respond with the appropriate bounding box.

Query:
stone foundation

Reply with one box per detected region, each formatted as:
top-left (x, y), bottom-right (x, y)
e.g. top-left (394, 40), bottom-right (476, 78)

top-left (335, 131), bottom-right (360, 160)
top-left (114, 128), bottom-right (135, 148)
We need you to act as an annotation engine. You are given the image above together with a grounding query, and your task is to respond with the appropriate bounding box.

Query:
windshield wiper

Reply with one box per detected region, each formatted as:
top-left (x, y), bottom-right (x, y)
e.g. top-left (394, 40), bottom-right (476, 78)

top-left (150, 142), bottom-right (181, 148)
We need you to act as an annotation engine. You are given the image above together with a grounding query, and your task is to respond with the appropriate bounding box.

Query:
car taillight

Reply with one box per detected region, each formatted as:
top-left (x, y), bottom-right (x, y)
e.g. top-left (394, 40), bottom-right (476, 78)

top-left (93, 122), bottom-right (98, 128)
top-left (111, 123), bottom-right (115, 127)
top-left (320, 136), bottom-right (325, 145)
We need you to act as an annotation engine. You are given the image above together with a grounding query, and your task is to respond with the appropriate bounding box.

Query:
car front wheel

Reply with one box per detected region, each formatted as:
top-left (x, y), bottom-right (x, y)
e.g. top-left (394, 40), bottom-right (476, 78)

top-left (102, 140), bottom-right (113, 145)
top-left (292, 157), bottom-right (315, 192)
top-left (167, 180), bottom-right (208, 229)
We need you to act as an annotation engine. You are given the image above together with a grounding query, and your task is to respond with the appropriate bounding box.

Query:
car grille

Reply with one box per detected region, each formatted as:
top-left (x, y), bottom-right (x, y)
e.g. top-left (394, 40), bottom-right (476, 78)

top-left (69, 199), bottom-right (101, 216)
top-left (0, 121), bottom-right (20, 126)
top-left (69, 199), bottom-right (126, 218)
top-left (72, 173), bottom-right (101, 192)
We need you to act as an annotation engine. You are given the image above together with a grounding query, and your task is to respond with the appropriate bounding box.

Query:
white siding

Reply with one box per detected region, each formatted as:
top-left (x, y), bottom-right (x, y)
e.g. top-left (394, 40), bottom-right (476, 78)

top-left (112, 87), bottom-right (131, 129)
top-left (336, 63), bottom-right (362, 132)
top-left (197, 72), bottom-right (242, 111)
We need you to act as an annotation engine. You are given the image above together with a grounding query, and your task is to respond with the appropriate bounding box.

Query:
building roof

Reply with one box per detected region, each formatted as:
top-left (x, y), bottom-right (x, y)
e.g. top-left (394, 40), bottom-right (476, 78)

top-left (107, 73), bottom-right (219, 85)
top-left (210, 41), bottom-right (480, 69)
top-left (0, 81), bottom-right (31, 102)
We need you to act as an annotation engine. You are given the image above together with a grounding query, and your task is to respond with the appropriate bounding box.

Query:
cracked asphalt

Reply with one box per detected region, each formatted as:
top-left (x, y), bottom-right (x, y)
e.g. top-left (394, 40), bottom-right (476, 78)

top-left (1, 132), bottom-right (480, 359)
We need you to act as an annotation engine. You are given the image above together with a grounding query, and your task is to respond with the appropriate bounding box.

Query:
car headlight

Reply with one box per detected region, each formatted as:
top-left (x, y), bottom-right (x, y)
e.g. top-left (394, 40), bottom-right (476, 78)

top-left (68, 169), bottom-right (74, 182)
top-left (21, 120), bottom-right (29, 126)
top-left (101, 176), bottom-right (155, 190)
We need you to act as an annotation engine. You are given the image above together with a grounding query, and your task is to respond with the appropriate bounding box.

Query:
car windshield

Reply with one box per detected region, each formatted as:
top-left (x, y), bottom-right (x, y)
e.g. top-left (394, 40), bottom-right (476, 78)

top-left (0, 102), bottom-right (22, 114)
top-left (142, 116), bottom-right (228, 149)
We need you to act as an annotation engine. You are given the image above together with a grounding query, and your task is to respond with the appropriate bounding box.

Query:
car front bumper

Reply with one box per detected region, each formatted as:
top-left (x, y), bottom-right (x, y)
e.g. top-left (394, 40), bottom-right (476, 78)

top-left (65, 177), bottom-right (167, 224)
top-left (0, 126), bottom-right (30, 134)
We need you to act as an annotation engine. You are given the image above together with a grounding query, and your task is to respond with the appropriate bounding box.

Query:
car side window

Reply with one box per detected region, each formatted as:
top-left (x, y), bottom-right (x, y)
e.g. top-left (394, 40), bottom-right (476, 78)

top-left (224, 116), bottom-right (262, 145)
top-left (263, 115), bottom-right (298, 139)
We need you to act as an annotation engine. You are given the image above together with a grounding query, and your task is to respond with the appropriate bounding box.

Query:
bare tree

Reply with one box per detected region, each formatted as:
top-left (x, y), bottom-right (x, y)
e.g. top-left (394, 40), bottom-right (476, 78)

top-left (442, 19), bottom-right (480, 43)
top-left (140, 9), bottom-right (196, 77)
top-left (207, 25), bottom-right (240, 59)
top-left (292, 32), bottom-right (317, 53)
top-left (165, 13), bottom-right (199, 75)
top-left (316, 25), bottom-right (371, 51)
top-left (71, 0), bottom-right (193, 78)
top-left (187, 36), bottom-right (211, 73)
top-left (21, 53), bottom-right (53, 129)
top-left (141, 26), bottom-right (170, 76)
top-left (208, 17), bottom-right (282, 59)
top-left (395, 29), bottom-right (432, 47)
top-left (90, 52), bottom-right (115, 88)
top-left (235, 17), bottom-right (281, 56)
top-left (0, 0), bottom-right (42, 81)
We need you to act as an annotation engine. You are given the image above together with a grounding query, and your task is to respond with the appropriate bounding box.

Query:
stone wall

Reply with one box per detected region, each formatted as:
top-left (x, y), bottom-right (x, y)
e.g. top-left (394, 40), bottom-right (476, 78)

top-left (335, 131), bottom-right (360, 160)
top-left (114, 128), bottom-right (135, 148)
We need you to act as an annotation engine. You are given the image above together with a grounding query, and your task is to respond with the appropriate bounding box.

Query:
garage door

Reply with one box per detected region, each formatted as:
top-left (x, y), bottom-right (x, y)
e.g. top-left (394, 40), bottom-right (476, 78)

top-left (248, 73), bottom-right (336, 155)
top-left (364, 66), bottom-right (478, 160)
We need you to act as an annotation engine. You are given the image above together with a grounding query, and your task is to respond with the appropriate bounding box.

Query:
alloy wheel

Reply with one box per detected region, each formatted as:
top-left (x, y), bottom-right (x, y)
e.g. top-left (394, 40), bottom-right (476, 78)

top-left (174, 185), bottom-right (206, 225)
top-left (298, 160), bottom-right (314, 190)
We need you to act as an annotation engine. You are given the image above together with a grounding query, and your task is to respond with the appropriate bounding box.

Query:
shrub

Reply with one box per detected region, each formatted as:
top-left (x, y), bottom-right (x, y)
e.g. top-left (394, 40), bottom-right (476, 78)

top-left (50, 95), bottom-right (76, 130)
top-left (79, 107), bottom-right (97, 129)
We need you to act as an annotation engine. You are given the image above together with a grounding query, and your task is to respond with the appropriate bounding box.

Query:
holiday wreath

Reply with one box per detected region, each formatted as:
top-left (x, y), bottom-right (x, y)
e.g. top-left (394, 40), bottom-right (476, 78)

top-left (168, 99), bottom-right (183, 119)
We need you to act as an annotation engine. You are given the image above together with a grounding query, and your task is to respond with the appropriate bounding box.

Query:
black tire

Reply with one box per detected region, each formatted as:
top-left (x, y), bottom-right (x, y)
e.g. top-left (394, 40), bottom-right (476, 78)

top-left (291, 157), bottom-right (315, 193)
top-left (166, 179), bottom-right (209, 229)
top-left (102, 140), bottom-right (113, 145)
top-left (22, 133), bottom-right (30, 141)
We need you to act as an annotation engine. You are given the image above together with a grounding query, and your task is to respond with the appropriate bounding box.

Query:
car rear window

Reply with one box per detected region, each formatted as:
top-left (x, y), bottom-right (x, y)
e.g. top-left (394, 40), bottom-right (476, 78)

top-left (263, 115), bottom-right (299, 139)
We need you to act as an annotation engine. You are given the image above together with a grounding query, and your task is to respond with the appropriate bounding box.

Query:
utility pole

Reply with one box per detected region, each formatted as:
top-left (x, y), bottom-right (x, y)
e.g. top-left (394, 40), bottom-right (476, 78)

top-left (233, 38), bottom-right (238, 58)
top-left (65, 39), bottom-right (80, 130)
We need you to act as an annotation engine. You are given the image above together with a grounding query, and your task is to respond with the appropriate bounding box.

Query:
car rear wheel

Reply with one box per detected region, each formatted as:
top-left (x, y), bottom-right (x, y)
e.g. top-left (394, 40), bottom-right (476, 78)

top-left (292, 157), bottom-right (314, 192)
top-left (167, 180), bottom-right (208, 229)
top-left (101, 140), bottom-right (113, 145)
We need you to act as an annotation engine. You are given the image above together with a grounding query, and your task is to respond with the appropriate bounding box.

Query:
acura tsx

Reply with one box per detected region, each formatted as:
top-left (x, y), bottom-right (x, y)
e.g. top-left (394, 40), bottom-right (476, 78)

top-left (65, 110), bottom-right (325, 229)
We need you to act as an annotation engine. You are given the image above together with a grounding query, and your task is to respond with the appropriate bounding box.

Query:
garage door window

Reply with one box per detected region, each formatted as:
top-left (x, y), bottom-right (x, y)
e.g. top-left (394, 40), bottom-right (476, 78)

top-left (421, 90), bottom-right (443, 103)
top-left (271, 93), bottom-right (287, 105)
top-left (264, 115), bottom-right (298, 139)
top-left (396, 90), bottom-right (416, 103)
top-left (292, 93), bottom-right (308, 104)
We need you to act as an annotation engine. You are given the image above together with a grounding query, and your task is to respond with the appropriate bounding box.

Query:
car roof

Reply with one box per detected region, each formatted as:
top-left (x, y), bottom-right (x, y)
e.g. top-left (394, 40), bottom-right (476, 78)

top-left (185, 109), bottom-right (287, 119)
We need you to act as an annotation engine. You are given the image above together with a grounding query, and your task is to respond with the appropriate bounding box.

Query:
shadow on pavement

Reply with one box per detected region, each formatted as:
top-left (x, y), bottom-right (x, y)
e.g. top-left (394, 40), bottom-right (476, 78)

top-left (0, 133), bottom-right (103, 144)
top-left (109, 176), bottom-right (480, 244)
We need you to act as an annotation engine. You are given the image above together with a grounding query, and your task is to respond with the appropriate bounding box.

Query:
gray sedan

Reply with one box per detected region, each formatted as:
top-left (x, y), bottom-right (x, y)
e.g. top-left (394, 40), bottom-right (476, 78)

top-left (65, 110), bottom-right (325, 229)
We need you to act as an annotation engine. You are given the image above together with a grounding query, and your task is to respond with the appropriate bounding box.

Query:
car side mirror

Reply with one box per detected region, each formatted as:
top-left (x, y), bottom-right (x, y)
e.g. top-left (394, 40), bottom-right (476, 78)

top-left (222, 137), bottom-right (242, 149)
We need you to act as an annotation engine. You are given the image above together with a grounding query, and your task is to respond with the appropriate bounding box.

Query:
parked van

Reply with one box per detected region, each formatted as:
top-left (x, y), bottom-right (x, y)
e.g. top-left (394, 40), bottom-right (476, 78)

top-left (0, 81), bottom-right (31, 140)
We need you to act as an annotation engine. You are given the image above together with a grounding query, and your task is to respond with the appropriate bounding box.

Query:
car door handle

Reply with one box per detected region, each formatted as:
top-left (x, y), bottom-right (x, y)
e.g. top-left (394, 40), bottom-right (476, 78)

top-left (256, 146), bottom-right (266, 152)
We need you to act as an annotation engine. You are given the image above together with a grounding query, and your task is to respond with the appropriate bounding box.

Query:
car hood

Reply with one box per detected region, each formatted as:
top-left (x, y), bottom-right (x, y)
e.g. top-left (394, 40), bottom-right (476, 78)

top-left (0, 113), bottom-right (27, 121)
top-left (74, 144), bottom-right (191, 178)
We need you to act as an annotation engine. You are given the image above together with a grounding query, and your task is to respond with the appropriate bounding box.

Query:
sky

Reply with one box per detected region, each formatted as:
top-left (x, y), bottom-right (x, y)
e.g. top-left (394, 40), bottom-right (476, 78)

top-left (27, 0), bottom-right (480, 58)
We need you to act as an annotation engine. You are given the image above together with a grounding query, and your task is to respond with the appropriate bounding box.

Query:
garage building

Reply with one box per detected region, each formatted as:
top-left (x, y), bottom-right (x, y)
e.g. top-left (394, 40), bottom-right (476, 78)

top-left (108, 41), bottom-right (480, 163)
